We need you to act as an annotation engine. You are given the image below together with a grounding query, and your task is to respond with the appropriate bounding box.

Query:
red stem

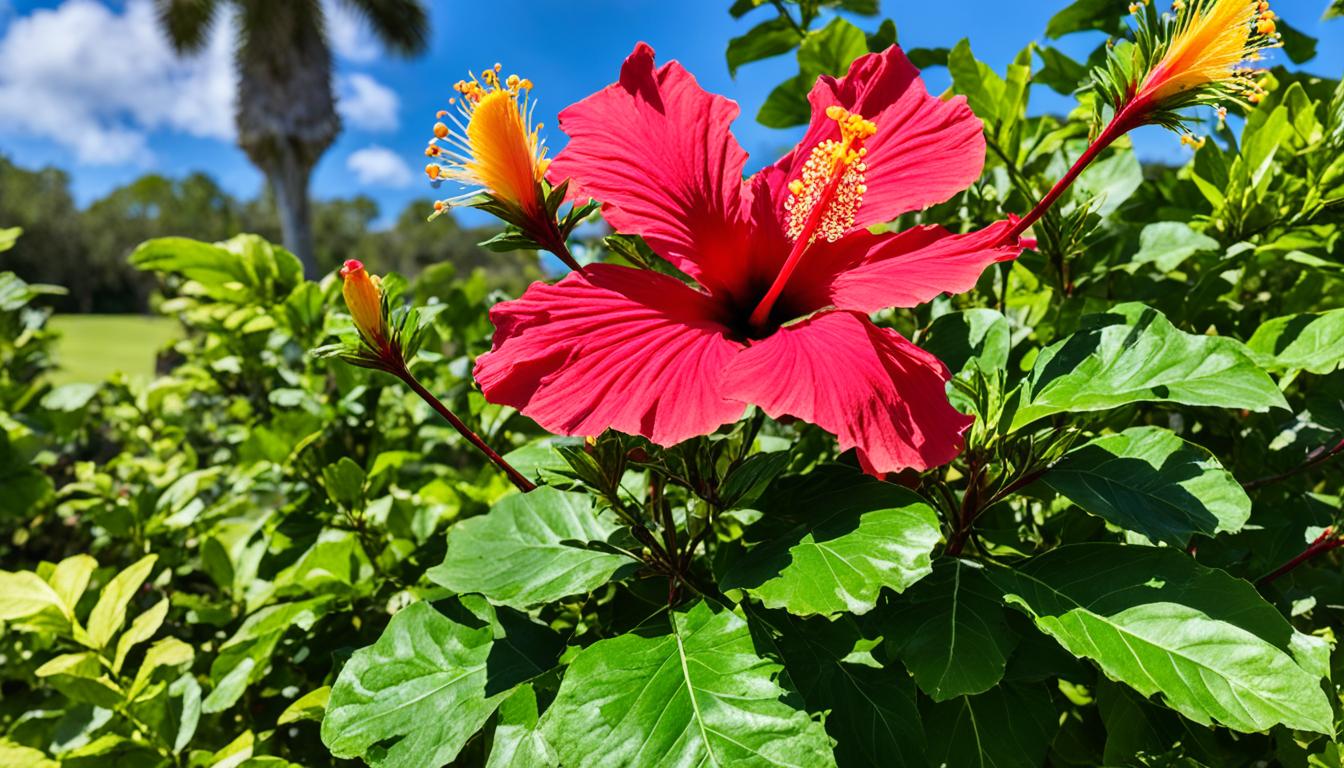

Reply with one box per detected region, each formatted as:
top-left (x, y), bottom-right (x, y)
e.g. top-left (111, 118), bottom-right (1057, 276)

top-left (533, 219), bottom-right (583, 273)
top-left (1001, 104), bottom-right (1142, 244)
top-left (1242, 435), bottom-right (1344, 491)
top-left (1257, 527), bottom-right (1342, 587)
top-left (391, 362), bottom-right (537, 493)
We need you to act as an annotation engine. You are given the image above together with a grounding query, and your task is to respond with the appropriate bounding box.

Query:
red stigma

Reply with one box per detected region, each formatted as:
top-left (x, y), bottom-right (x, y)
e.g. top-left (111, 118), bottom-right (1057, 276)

top-left (340, 259), bottom-right (364, 278)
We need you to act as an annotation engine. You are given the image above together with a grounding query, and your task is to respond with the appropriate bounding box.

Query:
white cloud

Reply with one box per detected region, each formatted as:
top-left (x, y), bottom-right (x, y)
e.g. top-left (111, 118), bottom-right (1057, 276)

top-left (346, 146), bottom-right (414, 187)
top-left (327, 3), bottom-right (379, 63)
top-left (0, 0), bottom-right (400, 167)
top-left (339, 73), bottom-right (400, 132)
top-left (0, 0), bottom-right (235, 165)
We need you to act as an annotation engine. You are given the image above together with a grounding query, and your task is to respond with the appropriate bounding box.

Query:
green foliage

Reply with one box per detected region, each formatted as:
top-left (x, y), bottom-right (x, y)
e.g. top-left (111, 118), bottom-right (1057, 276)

top-left (5, 1), bottom-right (1344, 766)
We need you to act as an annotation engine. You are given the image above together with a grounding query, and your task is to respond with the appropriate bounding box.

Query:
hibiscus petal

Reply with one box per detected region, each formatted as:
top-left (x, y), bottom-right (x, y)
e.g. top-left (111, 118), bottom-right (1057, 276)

top-left (474, 264), bottom-right (747, 446)
top-left (765, 46), bottom-right (985, 231)
top-left (783, 219), bottom-right (1027, 315)
top-left (547, 43), bottom-right (752, 299)
top-left (722, 311), bottom-right (971, 474)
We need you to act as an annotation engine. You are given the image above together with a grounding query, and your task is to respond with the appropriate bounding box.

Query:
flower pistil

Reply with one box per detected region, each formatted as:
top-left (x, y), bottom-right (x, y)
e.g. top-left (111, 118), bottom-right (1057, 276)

top-left (749, 106), bottom-right (877, 329)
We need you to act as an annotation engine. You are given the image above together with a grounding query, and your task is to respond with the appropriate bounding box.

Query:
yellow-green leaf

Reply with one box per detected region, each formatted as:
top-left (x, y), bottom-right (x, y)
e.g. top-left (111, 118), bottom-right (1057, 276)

top-left (0, 739), bottom-right (57, 768)
top-left (0, 570), bottom-right (64, 622)
top-left (46, 554), bottom-right (97, 618)
top-left (130, 637), bottom-right (195, 699)
top-left (113, 596), bottom-right (168, 674)
top-left (86, 554), bottom-right (157, 650)
top-left (278, 686), bottom-right (330, 725)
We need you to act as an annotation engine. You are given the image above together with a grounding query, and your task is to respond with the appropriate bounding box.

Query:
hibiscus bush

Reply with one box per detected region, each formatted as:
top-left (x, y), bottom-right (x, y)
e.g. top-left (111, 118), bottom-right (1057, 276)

top-left (5, 0), bottom-right (1344, 766)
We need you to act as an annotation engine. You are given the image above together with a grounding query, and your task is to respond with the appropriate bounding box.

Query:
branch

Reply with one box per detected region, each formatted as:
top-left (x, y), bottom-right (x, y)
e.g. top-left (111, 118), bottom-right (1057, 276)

top-left (391, 362), bottom-right (537, 493)
top-left (1242, 435), bottom-right (1344, 491)
top-left (1257, 527), bottom-right (1342, 587)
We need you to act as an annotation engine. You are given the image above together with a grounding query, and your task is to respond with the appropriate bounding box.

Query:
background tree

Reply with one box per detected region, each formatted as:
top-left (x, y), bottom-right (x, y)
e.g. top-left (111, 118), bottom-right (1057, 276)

top-left (154, 0), bottom-right (430, 277)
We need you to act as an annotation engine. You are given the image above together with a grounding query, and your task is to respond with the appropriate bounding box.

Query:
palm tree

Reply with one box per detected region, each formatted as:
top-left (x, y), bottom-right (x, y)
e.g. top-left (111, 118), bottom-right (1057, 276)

top-left (155, 0), bottom-right (428, 277)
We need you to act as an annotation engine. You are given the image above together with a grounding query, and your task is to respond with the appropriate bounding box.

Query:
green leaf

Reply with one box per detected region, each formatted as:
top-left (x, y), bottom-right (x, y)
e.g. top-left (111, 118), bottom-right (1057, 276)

top-left (1247, 308), bottom-right (1344, 374)
top-left (486, 685), bottom-right (557, 768)
top-left (759, 17), bottom-right (867, 128)
top-left (35, 653), bottom-right (123, 708)
top-left (721, 465), bottom-right (940, 617)
top-left (0, 227), bottom-right (20, 253)
top-left (540, 601), bottom-right (835, 767)
top-left (1276, 17), bottom-right (1317, 64)
top-left (922, 309), bottom-right (1011, 373)
top-left (885, 559), bottom-right (1017, 701)
top-left (727, 17), bottom-right (801, 76)
top-left (427, 487), bottom-right (634, 609)
top-left (755, 609), bottom-right (925, 766)
top-left (0, 569), bottom-right (66, 622)
top-left (990, 544), bottom-right (1334, 734)
top-left (1042, 427), bottom-right (1251, 547)
top-left (925, 683), bottom-right (1058, 768)
top-left (86, 555), bottom-right (156, 650)
top-left (113, 596), bottom-right (168, 674)
top-left (204, 597), bottom-right (333, 713)
top-left (129, 637), bottom-right (195, 699)
top-left (168, 673), bottom-right (202, 754)
top-left (129, 234), bottom-right (301, 304)
top-left (1073, 144), bottom-right (1142, 216)
top-left (278, 687), bottom-right (330, 725)
top-left (1034, 46), bottom-right (1088, 94)
top-left (323, 598), bottom-right (560, 768)
top-left (47, 554), bottom-right (96, 617)
top-left (0, 739), bottom-right (57, 768)
top-left (720, 450), bottom-right (793, 508)
top-left (949, 39), bottom-right (1007, 125)
top-left (797, 17), bottom-right (867, 78)
top-left (757, 73), bottom-right (813, 128)
top-left (1012, 304), bottom-right (1288, 430)
top-left (1130, 222), bottom-right (1220, 272)
top-left (321, 457), bottom-right (366, 511)
top-left (1045, 0), bottom-right (1129, 38)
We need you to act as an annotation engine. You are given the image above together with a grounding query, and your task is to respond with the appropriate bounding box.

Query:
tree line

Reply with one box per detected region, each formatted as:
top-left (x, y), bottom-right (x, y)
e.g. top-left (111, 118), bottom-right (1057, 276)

top-left (0, 155), bottom-right (542, 314)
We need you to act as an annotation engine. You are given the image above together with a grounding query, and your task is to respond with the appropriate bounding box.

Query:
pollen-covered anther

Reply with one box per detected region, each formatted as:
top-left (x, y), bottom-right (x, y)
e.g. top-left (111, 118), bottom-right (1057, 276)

top-left (783, 106), bottom-right (876, 244)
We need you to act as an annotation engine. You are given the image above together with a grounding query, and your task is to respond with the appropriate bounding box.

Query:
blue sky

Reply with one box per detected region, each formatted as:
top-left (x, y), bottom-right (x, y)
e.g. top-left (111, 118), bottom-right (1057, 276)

top-left (0, 0), bottom-right (1339, 228)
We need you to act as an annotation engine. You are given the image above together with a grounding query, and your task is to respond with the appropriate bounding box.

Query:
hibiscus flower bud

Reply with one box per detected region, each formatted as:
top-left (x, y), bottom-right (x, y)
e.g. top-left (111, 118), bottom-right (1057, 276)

top-left (339, 259), bottom-right (388, 352)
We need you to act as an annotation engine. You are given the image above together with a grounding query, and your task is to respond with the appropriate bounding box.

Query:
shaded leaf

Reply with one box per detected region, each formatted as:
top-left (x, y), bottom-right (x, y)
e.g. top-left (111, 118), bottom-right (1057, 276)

top-left (754, 609), bottom-right (925, 767)
top-left (1043, 427), bottom-right (1251, 546)
top-left (925, 683), bottom-right (1058, 768)
top-left (886, 559), bottom-right (1018, 701)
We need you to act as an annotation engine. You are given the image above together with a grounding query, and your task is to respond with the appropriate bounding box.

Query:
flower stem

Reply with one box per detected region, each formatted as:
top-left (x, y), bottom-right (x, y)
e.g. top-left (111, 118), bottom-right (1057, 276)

top-left (1001, 104), bottom-right (1141, 244)
top-left (534, 219), bottom-right (583, 273)
top-left (1242, 435), bottom-right (1344, 491)
top-left (390, 361), bottom-right (537, 493)
top-left (1257, 527), bottom-right (1342, 587)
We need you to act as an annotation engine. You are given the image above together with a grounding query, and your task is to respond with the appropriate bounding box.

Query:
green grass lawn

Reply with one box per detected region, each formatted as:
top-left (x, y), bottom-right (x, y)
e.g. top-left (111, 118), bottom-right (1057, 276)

top-left (49, 315), bottom-right (180, 385)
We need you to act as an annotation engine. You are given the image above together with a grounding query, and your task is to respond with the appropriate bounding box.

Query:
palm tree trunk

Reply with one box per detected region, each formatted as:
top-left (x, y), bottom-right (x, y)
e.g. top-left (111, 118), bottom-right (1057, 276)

top-left (269, 143), bottom-right (319, 278)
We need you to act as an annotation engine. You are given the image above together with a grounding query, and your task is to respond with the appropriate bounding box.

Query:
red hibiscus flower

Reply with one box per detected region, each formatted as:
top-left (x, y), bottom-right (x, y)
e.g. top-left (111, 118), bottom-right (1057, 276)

top-left (474, 43), bottom-right (1027, 475)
